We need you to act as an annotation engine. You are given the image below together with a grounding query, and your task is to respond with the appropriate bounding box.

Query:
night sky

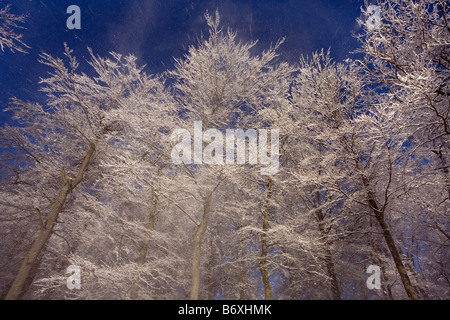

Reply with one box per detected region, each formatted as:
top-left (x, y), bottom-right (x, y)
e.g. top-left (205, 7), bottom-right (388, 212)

top-left (0, 0), bottom-right (373, 125)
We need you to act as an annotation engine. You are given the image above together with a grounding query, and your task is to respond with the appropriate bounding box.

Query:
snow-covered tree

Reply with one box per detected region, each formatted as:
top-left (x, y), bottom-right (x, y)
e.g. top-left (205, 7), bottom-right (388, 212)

top-left (1, 3), bottom-right (448, 300)
top-left (356, 0), bottom-right (450, 299)
top-left (357, 0), bottom-right (449, 201)
top-left (168, 10), bottom-right (292, 300)
top-left (0, 3), bottom-right (29, 53)
top-left (289, 48), bottom-right (424, 299)
top-left (1, 44), bottom-right (171, 299)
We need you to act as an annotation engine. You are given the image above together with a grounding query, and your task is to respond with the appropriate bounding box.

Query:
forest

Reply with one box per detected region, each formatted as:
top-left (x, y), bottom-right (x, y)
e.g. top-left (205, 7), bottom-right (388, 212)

top-left (0, 0), bottom-right (448, 300)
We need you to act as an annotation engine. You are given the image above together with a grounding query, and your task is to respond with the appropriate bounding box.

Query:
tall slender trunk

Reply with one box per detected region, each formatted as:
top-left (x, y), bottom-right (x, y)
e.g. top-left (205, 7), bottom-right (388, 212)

top-left (314, 191), bottom-right (340, 300)
top-left (189, 190), bottom-right (212, 300)
top-left (364, 183), bottom-right (419, 300)
top-left (238, 231), bottom-right (246, 300)
top-left (259, 177), bottom-right (272, 300)
top-left (322, 243), bottom-right (340, 300)
top-left (5, 143), bottom-right (95, 300)
top-left (354, 148), bottom-right (420, 301)
top-left (374, 215), bottom-right (419, 300)
top-left (129, 188), bottom-right (158, 300)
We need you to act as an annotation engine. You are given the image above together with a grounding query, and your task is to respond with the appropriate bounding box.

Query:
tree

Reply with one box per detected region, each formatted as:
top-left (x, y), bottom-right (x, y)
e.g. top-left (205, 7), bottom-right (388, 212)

top-left (355, 0), bottom-right (450, 299)
top-left (357, 0), bottom-right (449, 199)
top-left (168, 10), bottom-right (292, 300)
top-left (0, 3), bottom-right (29, 53)
top-left (290, 49), bottom-right (422, 299)
top-left (1, 4), bottom-right (448, 300)
top-left (2, 45), bottom-right (170, 299)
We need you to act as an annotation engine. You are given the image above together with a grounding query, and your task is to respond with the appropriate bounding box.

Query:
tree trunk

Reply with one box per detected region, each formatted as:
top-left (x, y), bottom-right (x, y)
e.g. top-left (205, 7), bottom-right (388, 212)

top-left (189, 190), bottom-right (212, 300)
top-left (5, 143), bottom-right (95, 300)
top-left (322, 244), bottom-right (340, 300)
top-left (360, 170), bottom-right (419, 300)
top-left (374, 214), bottom-right (419, 300)
top-left (239, 270), bottom-right (246, 300)
top-left (259, 177), bottom-right (272, 300)
top-left (238, 231), bottom-right (246, 300)
top-left (314, 191), bottom-right (340, 300)
top-left (129, 188), bottom-right (158, 300)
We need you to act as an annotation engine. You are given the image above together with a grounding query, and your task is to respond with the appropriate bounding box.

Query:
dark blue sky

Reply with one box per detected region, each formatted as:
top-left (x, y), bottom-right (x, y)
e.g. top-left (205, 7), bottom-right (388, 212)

top-left (0, 0), bottom-right (373, 125)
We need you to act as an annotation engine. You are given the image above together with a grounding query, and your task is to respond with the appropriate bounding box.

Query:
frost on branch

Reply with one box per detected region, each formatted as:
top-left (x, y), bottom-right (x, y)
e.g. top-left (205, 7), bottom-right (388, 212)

top-left (1, 4), bottom-right (449, 301)
top-left (0, 3), bottom-right (29, 53)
